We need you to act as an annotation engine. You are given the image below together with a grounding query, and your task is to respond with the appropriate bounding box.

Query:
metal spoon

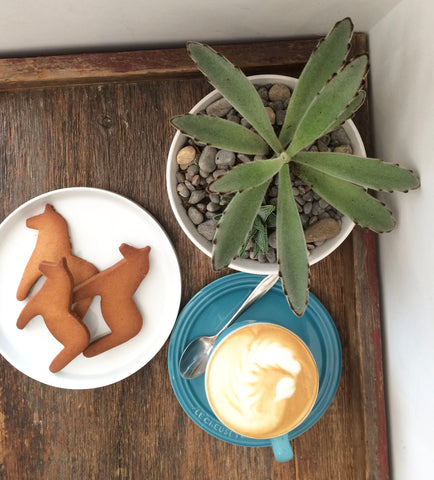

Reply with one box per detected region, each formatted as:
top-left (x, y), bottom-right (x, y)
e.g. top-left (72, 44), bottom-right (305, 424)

top-left (179, 273), bottom-right (279, 379)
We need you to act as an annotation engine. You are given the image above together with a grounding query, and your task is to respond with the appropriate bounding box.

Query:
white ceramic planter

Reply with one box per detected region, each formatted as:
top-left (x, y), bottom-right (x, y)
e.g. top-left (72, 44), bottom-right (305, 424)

top-left (167, 74), bottom-right (366, 274)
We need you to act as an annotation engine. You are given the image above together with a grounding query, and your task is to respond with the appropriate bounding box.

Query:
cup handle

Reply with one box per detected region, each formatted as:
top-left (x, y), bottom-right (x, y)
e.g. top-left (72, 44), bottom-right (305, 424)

top-left (270, 434), bottom-right (294, 462)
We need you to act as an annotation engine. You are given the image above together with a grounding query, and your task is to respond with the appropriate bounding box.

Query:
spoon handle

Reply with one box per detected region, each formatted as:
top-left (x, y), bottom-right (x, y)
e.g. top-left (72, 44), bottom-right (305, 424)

top-left (215, 273), bottom-right (279, 337)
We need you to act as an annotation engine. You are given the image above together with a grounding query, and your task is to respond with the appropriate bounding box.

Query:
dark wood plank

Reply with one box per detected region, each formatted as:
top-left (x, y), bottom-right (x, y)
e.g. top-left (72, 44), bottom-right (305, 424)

top-left (0, 36), bottom-right (388, 480)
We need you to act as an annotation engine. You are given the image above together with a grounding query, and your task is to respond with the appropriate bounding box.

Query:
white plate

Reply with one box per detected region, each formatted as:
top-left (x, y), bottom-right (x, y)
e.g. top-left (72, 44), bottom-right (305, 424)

top-left (0, 187), bottom-right (181, 389)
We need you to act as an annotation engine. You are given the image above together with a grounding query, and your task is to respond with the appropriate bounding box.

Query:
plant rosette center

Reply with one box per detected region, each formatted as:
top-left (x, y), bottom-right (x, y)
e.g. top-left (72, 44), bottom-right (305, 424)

top-left (174, 81), bottom-right (349, 265)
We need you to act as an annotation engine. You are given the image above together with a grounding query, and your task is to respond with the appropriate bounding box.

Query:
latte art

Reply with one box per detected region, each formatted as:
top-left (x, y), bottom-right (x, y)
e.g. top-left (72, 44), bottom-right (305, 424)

top-left (205, 323), bottom-right (318, 439)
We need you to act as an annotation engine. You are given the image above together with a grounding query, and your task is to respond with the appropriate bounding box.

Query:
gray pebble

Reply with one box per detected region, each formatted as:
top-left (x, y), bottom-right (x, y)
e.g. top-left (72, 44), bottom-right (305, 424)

top-left (216, 150), bottom-right (236, 167)
top-left (176, 183), bottom-right (190, 198)
top-left (275, 109), bottom-right (286, 126)
top-left (268, 231), bottom-right (277, 248)
top-left (319, 198), bottom-right (329, 209)
top-left (206, 98), bottom-right (232, 117)
top-left (240, 118), bottom-right (251, 128)
top-left (303, 202), bottom-right (313, 215)
top-left (189, 190), bottom-right (206, 204)
top-left (198, 146), bottom-right (217, 174)
top-left (237, 153), bottom-right (251, 163)
top-left (266, 248), bottom-right (276, 263)
top-left (206, 202), bottom-right (221, 213)
top-left (197, 219), bottom-right (217, 240)
top-left (257, 251), bottom-right (267, 263)
top-left (331, 127), bottom-right (350, 145)
top-left (188, 206), bottom-right (204, 225)
top-left (213, 169), bottom-right (227, 179)
top-left (175, 171), bottom-right (185, 183)
top-left (209, 193), bottom-right (220, 204)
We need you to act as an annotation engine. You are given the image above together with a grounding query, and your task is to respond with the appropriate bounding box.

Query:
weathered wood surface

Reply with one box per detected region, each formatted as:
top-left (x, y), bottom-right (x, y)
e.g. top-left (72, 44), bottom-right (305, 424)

top-left (0, 36), bottom-right (388, 480)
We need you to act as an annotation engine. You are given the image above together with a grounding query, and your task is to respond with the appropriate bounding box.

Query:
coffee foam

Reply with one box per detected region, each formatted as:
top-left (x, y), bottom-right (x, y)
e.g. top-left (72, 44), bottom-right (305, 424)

top-left (205, 323), bottom-right (318, 439)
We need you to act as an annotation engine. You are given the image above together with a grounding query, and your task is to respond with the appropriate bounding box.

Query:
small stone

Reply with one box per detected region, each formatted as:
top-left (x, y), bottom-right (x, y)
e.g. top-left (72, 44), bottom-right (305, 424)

top-left (319, 134), bottom-right (331, 146)
top-left (269, 101), bottom-right (284, 112)
top-left (257, 87), bottom-right (269, 102)
top-left (275, 110), bottom-right (286, 126)
top-left (331, 127), bottom-right (350, 145)
top-left (206, 202), bottom-right (221, 213)
top-left (227, 112), bottom-right (241, 124)
top-left (198, 146), bottom-right (217, 174)
top-left (319, 198), bottom-right (329, 209)
top-left (176, 146), bottom-right (196, 169)
top-left (215, 150), bottom-right (236, 167)
top-left (187, 206), bottom-right (204, 225)
top-left (187, 164), bottom-right (199, 176)
top-left (303, 191), bottom-right (314, 202)
top-left (191, 174), bottom-right (201, 187)
top-left (317, 139), bottom-right (331, 152)
top-left (240, 118), bottom-right (251, 128)
top-left (264, 106), bottom-right (276, 125)
top-left (257, 251), bottom-right (267, 263)
top-left (265, 248), bottom-right (276, 264)
top-left (292, 187), bottom-right (300, 196)
top-left (304, 218), bottom-right (341, 243)
top-left (184, 180), bottom-right (195, 191)
top-left (268, 231), bottom-right (277, 248)
top-left (269, 84), bottom-right (291, 102)
top-left (237, 154), bottom-right (251, 163)
top-left (254, 154), bottom-right (267, 161)
top-left (303, 202), bottom-right (313, 215)
top-left (206, 98), bottom-right (232, 117)
top-left (189, 190), bottom-right (206, 204)
top-left (197, 219), bottom-right (218, 241)
top-left (196, 202), bottom-right (207, 213)
top-left (209, 193), bottom-right (220, 204)
top-left (213, 169), bottom-right (226, 179)
top-left (334, 144), bottom-right (353, 154)
top-left (175, 171), bottom-right (185, 183)
top-left (176, 183), bottom-right (190, 198)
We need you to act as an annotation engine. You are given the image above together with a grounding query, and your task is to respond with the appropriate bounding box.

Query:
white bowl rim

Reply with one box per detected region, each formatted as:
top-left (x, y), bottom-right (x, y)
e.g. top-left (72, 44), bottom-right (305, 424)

top-left (167, 74), bottom-right (365, 274)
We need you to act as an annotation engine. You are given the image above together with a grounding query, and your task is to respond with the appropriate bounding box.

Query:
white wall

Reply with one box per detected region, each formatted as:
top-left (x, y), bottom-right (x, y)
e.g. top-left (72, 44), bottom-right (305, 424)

top-left (0, 0), bottom-right (431, 478)
top-left (370, 1), bottom-right (434, 478)
top-left (0, 0), bottom-right (399, 56)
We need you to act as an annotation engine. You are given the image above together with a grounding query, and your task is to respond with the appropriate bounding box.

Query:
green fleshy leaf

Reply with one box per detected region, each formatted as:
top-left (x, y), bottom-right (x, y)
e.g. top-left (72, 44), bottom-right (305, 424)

top-left (279, 18), bottom-right (354, 148)
top-left (171, 115), bottom-right (270, 155)
top-left (212, 181), bottom-right (270, 269)
top-left (267, 213), bottom-right (276, 228)
top-left (187, 42), bottom-right (282, 154)
top-left (210, 157), bottom-right (284, 193)
top-left (287, 54), bottom-right (369, 156)
top-left (292, 152), bottom-right (420, 191)
top-left (277, 164), bottom-right (309, 316)
top-left (293, 163), bottom-right (396, 232)
top-left (257, 205), bottom-right (275, 222)
top-left (325, 90), bottom-right (366, 133)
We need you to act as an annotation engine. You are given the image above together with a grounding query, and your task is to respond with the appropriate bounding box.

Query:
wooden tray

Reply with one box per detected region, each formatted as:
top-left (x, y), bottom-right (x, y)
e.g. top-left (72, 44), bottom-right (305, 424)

top-left (0, 36), bottom-right (389, 479)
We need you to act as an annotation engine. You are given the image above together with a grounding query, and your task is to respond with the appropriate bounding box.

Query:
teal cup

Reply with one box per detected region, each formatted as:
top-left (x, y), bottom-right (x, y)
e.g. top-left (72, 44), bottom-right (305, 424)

top-left (204, 321), bottom-right (319, 462)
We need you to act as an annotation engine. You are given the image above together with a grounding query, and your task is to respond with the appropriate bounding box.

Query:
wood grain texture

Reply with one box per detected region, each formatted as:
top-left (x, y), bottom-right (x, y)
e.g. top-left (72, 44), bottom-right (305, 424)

top-left (0, 36), bottom-right (388, 480)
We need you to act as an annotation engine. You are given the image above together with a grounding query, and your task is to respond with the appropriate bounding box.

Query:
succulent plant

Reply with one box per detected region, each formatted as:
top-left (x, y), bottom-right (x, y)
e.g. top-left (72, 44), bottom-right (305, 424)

top-left (171, 18), bottom-right (420, 317)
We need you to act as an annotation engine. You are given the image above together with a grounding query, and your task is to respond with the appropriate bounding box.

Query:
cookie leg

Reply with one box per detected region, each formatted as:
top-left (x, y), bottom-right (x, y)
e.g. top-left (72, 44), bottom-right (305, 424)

top-left (16, 297), bottom-right (40, 329)
top-left (49, 330), bottom-right (90, 373)
top-left (17, 261), bottom-right (42, 301)
top-left (83, 325), bottom-right (140, 357)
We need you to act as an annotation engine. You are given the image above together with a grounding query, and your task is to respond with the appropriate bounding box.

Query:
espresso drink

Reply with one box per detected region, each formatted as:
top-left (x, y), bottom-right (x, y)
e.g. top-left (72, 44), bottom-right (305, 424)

top-left (205, 323), bottom-right (319, 439)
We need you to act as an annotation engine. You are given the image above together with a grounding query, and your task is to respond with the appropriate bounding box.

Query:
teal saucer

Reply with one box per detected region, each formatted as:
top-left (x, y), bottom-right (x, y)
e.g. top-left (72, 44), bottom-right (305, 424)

top-left (168, 272), bottom-right (342, 447)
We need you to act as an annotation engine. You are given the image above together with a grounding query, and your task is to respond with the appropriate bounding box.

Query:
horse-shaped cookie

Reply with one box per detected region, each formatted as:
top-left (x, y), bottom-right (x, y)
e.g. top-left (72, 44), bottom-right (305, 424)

top-left (17, 258), bottom-right (90, 373)
top-left (16, 204), bottom-right (98, 318)
top-left (73, 243), bottom-right (151, 357)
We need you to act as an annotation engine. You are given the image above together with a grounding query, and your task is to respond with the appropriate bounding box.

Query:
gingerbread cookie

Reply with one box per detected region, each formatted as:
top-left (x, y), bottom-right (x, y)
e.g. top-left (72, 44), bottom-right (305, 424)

top-left (73, 243), bottom-right (151, 357)
top-left (16, 204), bottom-right (98, 319)
top-left (17, 258), bottom-right (90, 373)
